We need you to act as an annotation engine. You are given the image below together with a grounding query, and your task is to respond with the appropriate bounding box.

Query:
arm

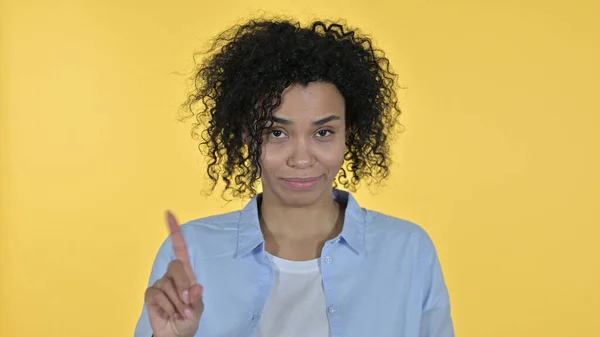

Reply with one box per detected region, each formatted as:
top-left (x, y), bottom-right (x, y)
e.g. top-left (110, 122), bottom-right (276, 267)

top-left (418, 234), bottom-right (455, 337)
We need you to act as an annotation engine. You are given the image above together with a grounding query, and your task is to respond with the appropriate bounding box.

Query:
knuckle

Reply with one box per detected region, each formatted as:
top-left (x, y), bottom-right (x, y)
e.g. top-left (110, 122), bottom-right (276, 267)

top-left (161, 278), bottom-right (183, 302)
top-left (169, 259), bottom-right (183, 268)
top-left (152, 277), bottom-right (168, 290)
top-left (161, 278), bottom-right (175, 292)
top-left (145, 285), bottom-right (163, 297)
top-left (155, 274), bottom-right (168, 284)
top-left (144, 287), bottom-right (155, 300)
top-left (169, 266), bottom-right (188, 284)
top-left (166, 260), bottom-right (183, 275)
top-left (157, 295), bottom-right (175, 313)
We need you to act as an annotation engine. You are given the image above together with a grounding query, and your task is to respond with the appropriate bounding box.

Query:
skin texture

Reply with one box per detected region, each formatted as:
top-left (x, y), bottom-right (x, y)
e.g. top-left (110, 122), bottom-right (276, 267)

top-left (259, 82), bottom-right (346, 209)
top-left (258, 82), bottom-right (347, 261)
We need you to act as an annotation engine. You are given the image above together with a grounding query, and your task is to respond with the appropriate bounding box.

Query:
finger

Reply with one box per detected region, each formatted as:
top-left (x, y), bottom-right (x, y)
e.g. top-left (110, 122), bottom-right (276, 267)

top-left (167, 260), bottom-right (192, 305)
top-left (166, 210), bottom-right (189, 261)
top-left (189, 283), bottom-right (205, 319)
top-left (146, 287), bottom-right (177, 318)
top-left (154, 277), bottom-right (190, 319)
top-left (165, 210), bottom-right (197, 284)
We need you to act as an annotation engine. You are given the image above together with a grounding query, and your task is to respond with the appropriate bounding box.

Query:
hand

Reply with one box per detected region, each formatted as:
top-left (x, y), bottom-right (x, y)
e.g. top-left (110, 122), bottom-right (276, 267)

top-left (145, 211), bottom-right (204, 337)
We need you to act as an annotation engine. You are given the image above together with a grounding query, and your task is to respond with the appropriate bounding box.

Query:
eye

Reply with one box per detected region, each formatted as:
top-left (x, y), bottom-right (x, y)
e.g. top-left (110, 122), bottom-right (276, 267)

top-left (316, 129), bottom-right (334, 137)
top-left (269, 130), bottom-right (286, 138)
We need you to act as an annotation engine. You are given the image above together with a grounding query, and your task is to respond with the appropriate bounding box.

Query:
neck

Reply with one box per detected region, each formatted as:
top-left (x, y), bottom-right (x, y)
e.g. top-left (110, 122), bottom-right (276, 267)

top-left (259, 189), bottom-right (340, 239)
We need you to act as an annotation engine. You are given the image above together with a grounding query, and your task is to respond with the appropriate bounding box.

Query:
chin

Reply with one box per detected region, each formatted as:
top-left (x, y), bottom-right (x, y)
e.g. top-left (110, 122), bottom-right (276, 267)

top-left (280, 192), bottom-right (322, 208)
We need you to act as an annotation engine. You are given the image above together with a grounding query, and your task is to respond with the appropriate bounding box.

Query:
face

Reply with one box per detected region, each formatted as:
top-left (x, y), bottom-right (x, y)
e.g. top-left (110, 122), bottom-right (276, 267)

top-left (258, 82), bottom-right (346, 208)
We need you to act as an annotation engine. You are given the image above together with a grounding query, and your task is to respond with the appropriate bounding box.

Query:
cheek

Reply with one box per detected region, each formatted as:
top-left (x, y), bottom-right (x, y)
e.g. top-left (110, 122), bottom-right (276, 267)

top-left (318, 142), bottom-right (346, 169)
top-left (260, 144), bottom-right (286, 175)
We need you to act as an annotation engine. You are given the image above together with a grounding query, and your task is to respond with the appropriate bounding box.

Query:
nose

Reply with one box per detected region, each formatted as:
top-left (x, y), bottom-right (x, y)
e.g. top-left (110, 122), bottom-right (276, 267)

top-left (286, 137), bottom-right (315, 169)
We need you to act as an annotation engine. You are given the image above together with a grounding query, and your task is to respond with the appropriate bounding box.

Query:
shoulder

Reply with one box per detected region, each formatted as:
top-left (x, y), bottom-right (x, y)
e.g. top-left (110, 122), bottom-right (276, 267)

top-left (181, 210), bottom-right (242, 231)
top-left (363, 208), bottom-right (429, 238)
top-left (174, 210), bottom-right (244, 259)
top-left (362, 208), bottom-right (438, 258)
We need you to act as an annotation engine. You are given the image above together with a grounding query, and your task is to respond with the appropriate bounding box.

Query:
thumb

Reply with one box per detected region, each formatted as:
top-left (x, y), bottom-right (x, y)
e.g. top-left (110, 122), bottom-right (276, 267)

top-left (189, 283), bottom-right (204, 318)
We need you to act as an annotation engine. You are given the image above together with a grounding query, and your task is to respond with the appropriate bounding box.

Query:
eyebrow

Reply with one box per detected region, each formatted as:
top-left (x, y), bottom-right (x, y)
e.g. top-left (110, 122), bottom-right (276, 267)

top-left (270, 115), bottom-right (341, 126)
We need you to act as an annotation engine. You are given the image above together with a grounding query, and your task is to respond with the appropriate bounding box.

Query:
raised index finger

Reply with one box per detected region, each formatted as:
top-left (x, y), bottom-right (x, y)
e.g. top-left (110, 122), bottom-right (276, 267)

top-left (165, 210), bottom-right (197, 284)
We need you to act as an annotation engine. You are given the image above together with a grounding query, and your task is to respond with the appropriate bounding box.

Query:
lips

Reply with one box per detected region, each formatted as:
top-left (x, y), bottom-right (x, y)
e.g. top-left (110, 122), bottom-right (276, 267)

top-left (282, 177), bottom-right (320, 183)
top-left (280, 176), bottom-right (321, 190)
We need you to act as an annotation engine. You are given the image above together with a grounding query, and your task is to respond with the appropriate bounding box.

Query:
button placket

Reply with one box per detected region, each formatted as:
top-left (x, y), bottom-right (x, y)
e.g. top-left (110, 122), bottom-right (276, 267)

top-left (322, 244), bottom-right (338, 324)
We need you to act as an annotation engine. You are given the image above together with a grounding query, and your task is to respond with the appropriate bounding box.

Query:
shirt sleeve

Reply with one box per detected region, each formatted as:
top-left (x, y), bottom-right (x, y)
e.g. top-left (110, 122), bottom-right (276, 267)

top-left (134, 236), bottom-right (176, 337)
top-left (418, 233), bottom-right (455, 337)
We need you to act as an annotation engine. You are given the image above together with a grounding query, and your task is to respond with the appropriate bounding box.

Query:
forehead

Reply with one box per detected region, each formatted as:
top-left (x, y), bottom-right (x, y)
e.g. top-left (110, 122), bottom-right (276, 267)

top-left (271, 82), bottom-right (345, 120)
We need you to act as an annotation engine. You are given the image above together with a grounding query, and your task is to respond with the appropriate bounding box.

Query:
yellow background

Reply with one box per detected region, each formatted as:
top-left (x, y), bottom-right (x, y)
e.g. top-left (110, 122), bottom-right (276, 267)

top-left (2, 0), bottom-right (599, 336)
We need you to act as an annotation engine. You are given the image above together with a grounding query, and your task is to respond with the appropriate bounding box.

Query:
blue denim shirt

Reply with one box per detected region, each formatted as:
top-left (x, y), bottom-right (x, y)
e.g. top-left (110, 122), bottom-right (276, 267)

top-left (135, 190), bottom-right (454, 337)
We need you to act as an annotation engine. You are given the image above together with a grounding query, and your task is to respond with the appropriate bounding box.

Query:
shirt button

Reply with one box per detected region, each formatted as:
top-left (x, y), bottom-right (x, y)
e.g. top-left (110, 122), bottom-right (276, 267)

top-left (324, 256), bottom-right (333, 264)
top-left (328, 306), bottom-right (337, 314)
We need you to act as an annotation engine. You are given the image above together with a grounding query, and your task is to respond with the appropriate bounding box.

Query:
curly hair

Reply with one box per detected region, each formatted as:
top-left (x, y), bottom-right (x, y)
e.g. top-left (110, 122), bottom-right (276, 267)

top-left (180, 18), bottom-right (403, 199)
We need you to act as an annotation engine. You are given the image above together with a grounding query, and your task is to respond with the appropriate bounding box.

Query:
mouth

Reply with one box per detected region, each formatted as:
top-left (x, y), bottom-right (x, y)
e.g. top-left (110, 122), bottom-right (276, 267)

top-left (280, 176), bottom-right (322, 191)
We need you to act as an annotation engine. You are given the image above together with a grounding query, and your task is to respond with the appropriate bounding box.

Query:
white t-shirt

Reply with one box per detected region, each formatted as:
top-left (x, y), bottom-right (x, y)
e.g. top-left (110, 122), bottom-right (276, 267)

top-left (256, 253), bottom-right (331, 337)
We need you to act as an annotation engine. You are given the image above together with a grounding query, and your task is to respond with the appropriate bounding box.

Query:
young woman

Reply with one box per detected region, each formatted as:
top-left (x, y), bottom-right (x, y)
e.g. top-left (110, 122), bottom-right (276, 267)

top-left (135, 18), bottom-right (454, 337)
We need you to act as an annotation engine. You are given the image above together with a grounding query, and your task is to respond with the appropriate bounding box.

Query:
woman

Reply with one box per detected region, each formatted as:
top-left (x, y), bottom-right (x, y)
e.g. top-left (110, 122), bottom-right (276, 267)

top-left (135, 18), bottom-right (454, 337)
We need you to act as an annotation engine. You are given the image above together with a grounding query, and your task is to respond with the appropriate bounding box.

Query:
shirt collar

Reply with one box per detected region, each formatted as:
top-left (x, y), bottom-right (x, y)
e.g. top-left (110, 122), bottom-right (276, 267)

top-left (234, 189), bottom-right (366, 258)
top-left (334, 189), bottom-right (366, 255)
top-left (234, 193), bottom-right (263, 258)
